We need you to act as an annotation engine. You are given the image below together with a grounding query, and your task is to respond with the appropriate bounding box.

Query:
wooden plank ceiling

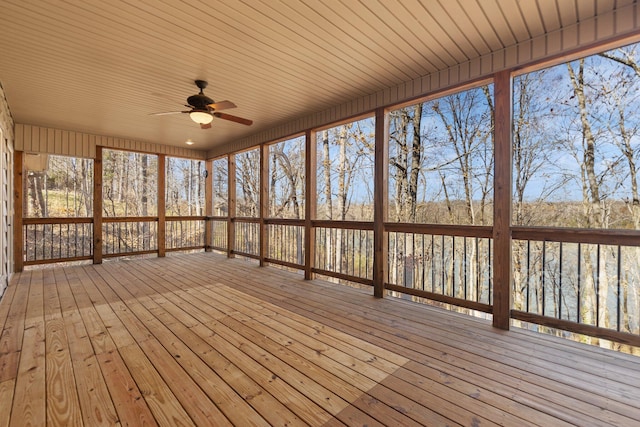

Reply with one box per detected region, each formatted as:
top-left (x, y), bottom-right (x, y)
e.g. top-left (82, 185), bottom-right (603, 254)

top-left (0, 0), bottom-right (630, 152)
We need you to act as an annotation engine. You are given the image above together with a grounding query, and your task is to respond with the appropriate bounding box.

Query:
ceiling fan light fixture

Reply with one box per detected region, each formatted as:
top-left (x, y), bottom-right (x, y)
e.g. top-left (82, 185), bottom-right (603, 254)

top-left (189, 110), bottom-right (213, 125)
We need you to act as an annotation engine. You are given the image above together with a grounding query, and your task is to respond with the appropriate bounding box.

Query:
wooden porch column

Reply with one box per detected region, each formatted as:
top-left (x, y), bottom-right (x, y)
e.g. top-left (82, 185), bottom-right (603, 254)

top-left (492, 70), bottom-right (513, 330)
top-left (227, 154), bottom-right (236, 258)
top-left (373, 107), bottom-right (389, 298)
top-left (93, 146), bottom-right (103, 264)
top-left (304, 129), bottom-right (316, 280)
top-left (259, 144), bottom-right (269, 266)
top-left (13, 150), bottom-right (23, 272)
top-left (204, 159), bottom-right (213, 252)
top-left (157, 154), bottom-right (166, 257)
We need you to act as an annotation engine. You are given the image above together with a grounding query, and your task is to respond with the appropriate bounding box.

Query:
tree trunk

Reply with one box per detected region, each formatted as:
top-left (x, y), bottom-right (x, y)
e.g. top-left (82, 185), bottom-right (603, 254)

top-left (408, 104), bottom-right (422, 222)
top-left (321, 130), bottom-right (332, 220)
top-left (568, 60), bottom-right (610, 342)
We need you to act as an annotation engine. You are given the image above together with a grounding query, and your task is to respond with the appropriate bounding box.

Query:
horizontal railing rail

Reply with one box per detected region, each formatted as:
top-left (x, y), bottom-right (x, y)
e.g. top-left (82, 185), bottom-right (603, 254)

top-left (513, 226), bottom-right (640, 246)
top-left (23, 217), bottom-right (93, 225)
top-left (386, 222), bottom-right (493, 238)
top-left (103, 216), bottom-right (158, 223)
top-left (264, 217), bottom-right (306, 227)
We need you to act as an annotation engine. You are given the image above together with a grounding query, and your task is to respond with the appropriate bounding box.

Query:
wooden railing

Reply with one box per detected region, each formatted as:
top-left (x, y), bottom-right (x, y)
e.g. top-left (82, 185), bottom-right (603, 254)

top-left (23, 218), bottom-right (93, 265)
top-left (313, 221), bottom-right (374, 285)
top-left (233, 218), bottom-right (260, 258)
top-left (23, 215), bottom-right (208, 264)
top-left (166, 216), bottom-right (206, 251)
top-left (385, 223), bottom-right (493, 313)
top-left (512, 227), bottom-right (640, 347)
top-left (209, 217), bottom-right (228, 251)
top-left (103, 217), bottom-right (158, 257)
top-left (265, 219), bottom-right (305, 269)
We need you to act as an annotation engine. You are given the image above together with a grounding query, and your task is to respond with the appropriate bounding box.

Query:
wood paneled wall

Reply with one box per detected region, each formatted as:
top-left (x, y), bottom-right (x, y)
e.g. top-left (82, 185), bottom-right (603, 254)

top-left (208, 3), bottom-right (640, 158)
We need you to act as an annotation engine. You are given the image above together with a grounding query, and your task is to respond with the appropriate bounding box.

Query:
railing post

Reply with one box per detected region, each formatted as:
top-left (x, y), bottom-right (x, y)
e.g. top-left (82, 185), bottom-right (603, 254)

top-left (13, 150), bottom-right (23, 272)
top-left (93, 146), bottom-right (103, 264)
top-left (493, 70), bottom-right (513, 330)
top-left (205, 159), bottom-right (213, 251)
top-left (260, 144), bottom-right (269, 266)
top-left (305, 130), bottom-right (316, 280)
top-left (373, 107), bottom-right (389, 298)
top-left (228, 154), bottom-right (236, 258)
top-left (157, 154), bottom-right (166, 257)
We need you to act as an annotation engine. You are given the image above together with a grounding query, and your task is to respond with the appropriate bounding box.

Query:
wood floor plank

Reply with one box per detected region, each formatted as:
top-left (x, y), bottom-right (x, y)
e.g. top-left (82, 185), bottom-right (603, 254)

top-left (96, 349), bottom-right (158, 427)
top-left (0, 379), bottom-right (15, 427)
top-left (76, 267), bottom-right (139, 349)
top-left (138, 338), bottom-right (233, 427)
top-left (0, 272), bottom-right (31, 358)
top-left (117, 344), bottom-right (195, 427)
top-left (0, 278), bottom-right (18, 333)
top-left (73, 356), bottom-right (119, 427)
top-left (0, 351), bottom-right (19, 384)
top-left (265, 281), bottom-right (635, 425)
top-left (0, 278), bottom-right (23, 383)
top-left (45, 316), bottom-right (83, 427)
top-left (55, 268), bottom-right (94, 362)
top-left (67, 266), bottom-right (117, 355)
top-left (11, 321), bottom-right (46, 427)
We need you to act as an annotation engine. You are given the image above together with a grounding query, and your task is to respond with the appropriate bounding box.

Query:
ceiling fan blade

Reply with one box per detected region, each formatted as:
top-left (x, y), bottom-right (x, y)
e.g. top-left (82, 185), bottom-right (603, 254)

top-left (208, 100), bottom-right (236, 111)
top-left (200, 123), bottom-right (212, 130)
top-left (213, 112), bottom-right (253, 126)
top-left (150, 110), bottom-right (189, 116)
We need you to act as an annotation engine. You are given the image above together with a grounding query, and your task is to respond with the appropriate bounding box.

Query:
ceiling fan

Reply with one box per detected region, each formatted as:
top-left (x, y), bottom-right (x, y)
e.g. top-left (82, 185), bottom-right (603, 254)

top-left (151, 80), bottom-right (253, 129)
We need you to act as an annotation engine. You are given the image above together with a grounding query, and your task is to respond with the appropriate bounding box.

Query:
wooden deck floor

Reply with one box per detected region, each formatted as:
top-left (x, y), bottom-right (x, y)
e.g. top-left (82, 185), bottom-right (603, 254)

top-left (1, 253), bottom-right (639, 426)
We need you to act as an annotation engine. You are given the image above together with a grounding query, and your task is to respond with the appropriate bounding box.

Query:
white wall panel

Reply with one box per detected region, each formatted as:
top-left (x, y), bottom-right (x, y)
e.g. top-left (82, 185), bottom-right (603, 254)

top-left (14, 124), bottom-right (207, 160)
top-left (0, 83), bottom-right (14, 298)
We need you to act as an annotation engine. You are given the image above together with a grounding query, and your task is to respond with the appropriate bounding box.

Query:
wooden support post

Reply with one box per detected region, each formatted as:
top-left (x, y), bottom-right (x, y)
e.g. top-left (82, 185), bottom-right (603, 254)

top-left (373, 108), bottom-right (389, 298)
top-left (204, 159), bottom-right (213, 252)
top-left (228, 154), bottom-right (236, 258)
top-left (13, 150), bottom-right (23, 272)
top-left (93, 146), bottom-right (103, 264)
top-left (157, 154), bottom-right (166, 257)
top-left (260, 144), bottom-right (269, 266)
top-left (305, 130), bottom-right (317, 280)
top-left (492, 70), bottom-right (513, 330)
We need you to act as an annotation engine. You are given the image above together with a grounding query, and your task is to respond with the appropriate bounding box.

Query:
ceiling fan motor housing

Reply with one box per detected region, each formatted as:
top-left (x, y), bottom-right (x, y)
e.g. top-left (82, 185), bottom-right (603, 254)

top-left (188, 80), bottom-right (214, 109)
top-left (187, 94), bottom-right (214, 110)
